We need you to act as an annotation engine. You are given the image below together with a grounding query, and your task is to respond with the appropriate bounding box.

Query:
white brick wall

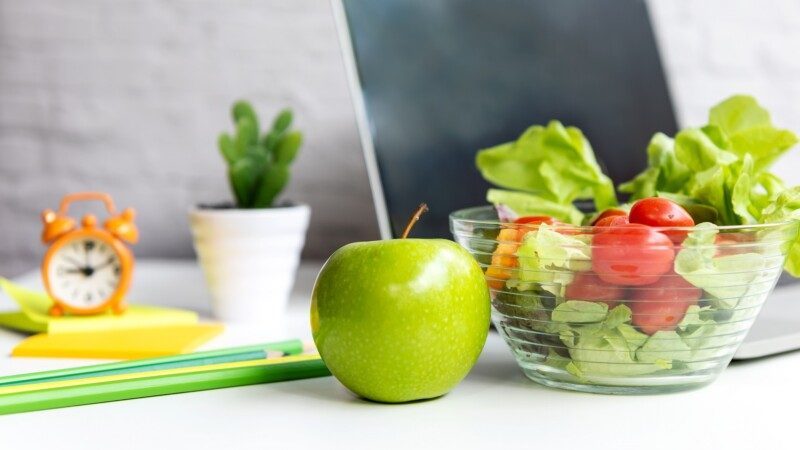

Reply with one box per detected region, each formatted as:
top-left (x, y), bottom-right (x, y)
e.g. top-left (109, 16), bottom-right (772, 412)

top-left (1, 0), bottom-right (800, 276)
top-left (649, 0), bottom-right (800, 183)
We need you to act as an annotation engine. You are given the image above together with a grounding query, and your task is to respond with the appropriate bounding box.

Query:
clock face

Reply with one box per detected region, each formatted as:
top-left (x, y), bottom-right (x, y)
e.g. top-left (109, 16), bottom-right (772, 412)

top-left (47, 238), bottom-right (122, 309)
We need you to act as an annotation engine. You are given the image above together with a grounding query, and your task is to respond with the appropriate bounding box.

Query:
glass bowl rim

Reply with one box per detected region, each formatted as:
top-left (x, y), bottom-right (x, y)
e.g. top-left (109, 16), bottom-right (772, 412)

top-left (449, 205), bottom-right (799, 232)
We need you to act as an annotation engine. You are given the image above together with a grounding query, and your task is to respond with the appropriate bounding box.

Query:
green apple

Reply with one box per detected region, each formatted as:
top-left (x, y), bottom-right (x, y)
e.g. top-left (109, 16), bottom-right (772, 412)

top-left (311, 238), bottom-right (490, 403)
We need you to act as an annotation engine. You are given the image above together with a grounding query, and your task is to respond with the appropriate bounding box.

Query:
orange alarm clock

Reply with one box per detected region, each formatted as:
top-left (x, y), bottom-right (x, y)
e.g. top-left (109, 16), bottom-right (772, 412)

top-left (40, 192), bottom-right (138, 316)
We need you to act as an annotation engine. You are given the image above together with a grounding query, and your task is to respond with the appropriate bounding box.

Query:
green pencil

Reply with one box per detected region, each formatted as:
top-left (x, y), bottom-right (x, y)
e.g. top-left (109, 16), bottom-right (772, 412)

top-left (0, 354), bottom-right (330, 415)
top-left (0, 339), bottom-right (307, 388)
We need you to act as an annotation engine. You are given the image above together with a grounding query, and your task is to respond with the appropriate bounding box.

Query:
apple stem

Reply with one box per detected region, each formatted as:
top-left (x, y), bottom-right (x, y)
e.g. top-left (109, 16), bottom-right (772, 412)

top-left (401, 203), bottom-right (429, 239)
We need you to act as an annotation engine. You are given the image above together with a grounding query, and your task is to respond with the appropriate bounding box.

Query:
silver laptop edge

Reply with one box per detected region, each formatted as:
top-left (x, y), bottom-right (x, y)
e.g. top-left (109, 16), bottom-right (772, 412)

top-left (331, 0), bottom-right (393, 240)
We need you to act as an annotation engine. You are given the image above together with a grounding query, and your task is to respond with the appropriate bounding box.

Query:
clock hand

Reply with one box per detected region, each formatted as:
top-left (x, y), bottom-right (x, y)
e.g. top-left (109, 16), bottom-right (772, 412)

top-left (92, 258), bottom-right (117, 272)
top-left (63, 256), bottom-right (84, 269)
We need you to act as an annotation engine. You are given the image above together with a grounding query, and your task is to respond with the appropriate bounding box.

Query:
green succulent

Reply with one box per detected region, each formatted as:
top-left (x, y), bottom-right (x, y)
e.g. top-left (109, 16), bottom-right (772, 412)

top-left (217, 101), bottom-right (303, 208)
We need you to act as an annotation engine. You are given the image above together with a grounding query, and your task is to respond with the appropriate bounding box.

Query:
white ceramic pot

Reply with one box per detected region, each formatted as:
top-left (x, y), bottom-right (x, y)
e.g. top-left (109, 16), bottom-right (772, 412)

top-left (188, 204), bottom-right (310, 327)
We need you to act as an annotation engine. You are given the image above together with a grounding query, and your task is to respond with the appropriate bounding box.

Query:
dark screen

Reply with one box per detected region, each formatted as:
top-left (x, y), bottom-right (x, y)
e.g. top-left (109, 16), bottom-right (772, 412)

top-left (342, 0), bottom-right (677, 237)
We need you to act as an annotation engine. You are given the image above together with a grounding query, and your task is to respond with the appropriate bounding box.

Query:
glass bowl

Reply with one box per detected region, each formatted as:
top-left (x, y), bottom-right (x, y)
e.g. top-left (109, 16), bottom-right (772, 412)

top-left (450, 206), bottom-right (799, 394)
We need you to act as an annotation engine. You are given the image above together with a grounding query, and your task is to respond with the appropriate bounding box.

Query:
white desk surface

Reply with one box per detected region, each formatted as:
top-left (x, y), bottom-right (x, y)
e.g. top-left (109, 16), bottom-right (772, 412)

top-left (1, 259), bottom-right (798, 449)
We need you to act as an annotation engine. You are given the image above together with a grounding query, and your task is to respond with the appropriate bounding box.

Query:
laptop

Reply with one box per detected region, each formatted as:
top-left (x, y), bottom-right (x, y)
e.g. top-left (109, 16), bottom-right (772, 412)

top-left (332, 0), bottom-right (800, 359)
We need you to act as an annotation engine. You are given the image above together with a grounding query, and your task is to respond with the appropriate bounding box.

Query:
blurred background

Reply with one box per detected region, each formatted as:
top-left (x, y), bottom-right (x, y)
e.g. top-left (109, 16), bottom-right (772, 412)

top-left (2, 0), bottom-right (800, 276)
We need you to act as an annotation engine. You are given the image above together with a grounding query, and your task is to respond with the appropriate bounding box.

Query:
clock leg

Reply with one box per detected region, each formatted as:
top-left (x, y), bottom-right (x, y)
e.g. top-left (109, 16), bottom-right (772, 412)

top-left (112, 300), bottom-right (128, 315)
top-left (49, 304), bottom-right (64, 317)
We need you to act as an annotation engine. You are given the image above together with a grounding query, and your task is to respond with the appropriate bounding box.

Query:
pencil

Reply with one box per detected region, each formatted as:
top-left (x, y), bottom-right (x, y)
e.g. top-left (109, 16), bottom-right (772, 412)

top-left (0, 354), bottom-right (330, 415)
top-left (0, 339), bottom-right (307, 388)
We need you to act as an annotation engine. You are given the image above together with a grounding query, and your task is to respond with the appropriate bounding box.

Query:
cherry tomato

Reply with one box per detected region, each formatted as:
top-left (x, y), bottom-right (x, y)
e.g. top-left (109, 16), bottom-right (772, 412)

top-left (592, 224), bottom-right (675, 286)
top-left (629, 198), bottom-right (694, 227)
top-left (594, 214), bottom-right (629, 227)
top-left (630, 274), bottom-right (702, 335)
top-left (513, 215), bottom-right (579, 236)
top-left (629, 198), bottom-right (694, 243)
top-left (514, 215), bottom-right (558, 225)
top-left (515, 216), bottom-right (559, 237)
top-left (591, 209), bottom-right (627, 225)
top-left (565, 272), bottom-right (625, 309)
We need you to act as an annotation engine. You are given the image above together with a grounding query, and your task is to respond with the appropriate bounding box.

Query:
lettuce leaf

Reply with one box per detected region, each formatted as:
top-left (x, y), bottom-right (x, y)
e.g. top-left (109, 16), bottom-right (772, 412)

top-left (477, 120), bottom-right (617, 215)
top-left (549, 300), bottom-right (735, 379)
top-left (620, 95), bottom-right (798, 226)
top-left (675, 127), bottom-right (739, 172)
top-left (533, 224), bottom-right (593, 270)
top-left (566, 329), bottom-right (661, 377)
top-left (553, 304), bottom-right (699, 378)
top-left (729, 154), bottom-right (756, 222)
top-left (761, 186), bottom-right (800, 275)
top-left (709, 95), bottom-right (799, 172)
top-left (619, 133), bottom-right (691, 199)
top-left (685, 154), bottom-right (758, 225)
top-left (552, 301), bottom-right (608, 323)
top-left (678, 305), bottom-right (716, 332)
top-left (688, 165), bottom-right (734, 224)
top-left (674, 223), bottom-right (766, 307)
top-left (635, 331), bottom-right (692, 369)
top-left (551, 298), bottom-right (751, 378)
top-left (513, 224), bottom-right (592, 295)
top-left (708, 95), bottom-right (771, 133)
top-left (677, 305), bottom-right (749, 364)
top-left (677, 305), bottom-right (720, 354)
top-left (751, 172), bottom-right (787, 214)
top-left (556, 305), bottom-right (663, 377)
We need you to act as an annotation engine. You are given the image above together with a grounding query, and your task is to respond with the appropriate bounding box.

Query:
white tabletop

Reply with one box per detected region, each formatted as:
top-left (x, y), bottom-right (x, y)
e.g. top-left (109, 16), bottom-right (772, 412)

top-left (1, 260), bottom-right (798, 449)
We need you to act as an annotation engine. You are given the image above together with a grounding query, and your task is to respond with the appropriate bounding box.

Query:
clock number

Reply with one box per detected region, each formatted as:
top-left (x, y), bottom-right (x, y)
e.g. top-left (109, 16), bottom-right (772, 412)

top-left (53, 238), bottom-right (125, 308)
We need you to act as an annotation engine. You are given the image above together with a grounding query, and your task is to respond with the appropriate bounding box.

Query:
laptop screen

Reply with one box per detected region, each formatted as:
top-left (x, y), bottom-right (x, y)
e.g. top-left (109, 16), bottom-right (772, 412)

top-left (340, 0), bottom-right (677, 238)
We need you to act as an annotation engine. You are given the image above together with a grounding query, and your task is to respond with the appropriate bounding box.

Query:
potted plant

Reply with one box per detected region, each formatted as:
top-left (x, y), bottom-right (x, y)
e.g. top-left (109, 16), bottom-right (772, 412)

top-left (189, 101), bottom-right (309, 327)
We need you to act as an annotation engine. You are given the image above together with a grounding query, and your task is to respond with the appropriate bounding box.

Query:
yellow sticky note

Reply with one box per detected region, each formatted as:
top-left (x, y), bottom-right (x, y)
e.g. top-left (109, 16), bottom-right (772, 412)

top-left (12, 324), bottom-right (224, 359)
top-left (0, 278), bottom-right (198, 334)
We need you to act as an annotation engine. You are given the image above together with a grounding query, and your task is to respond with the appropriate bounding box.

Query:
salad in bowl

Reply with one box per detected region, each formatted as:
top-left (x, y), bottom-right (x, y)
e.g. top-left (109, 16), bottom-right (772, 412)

top-left (450, 95), bottom-right (800, 394)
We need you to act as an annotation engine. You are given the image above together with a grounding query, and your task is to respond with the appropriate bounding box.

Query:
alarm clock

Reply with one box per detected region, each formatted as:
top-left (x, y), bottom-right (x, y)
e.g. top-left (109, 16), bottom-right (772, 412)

top-left (40, 192), bottom-right (138, 316)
